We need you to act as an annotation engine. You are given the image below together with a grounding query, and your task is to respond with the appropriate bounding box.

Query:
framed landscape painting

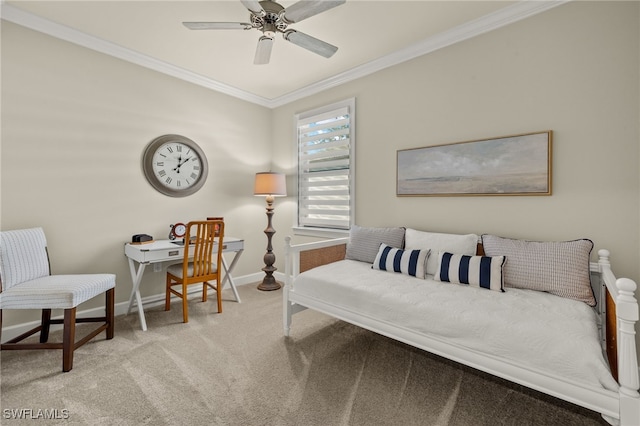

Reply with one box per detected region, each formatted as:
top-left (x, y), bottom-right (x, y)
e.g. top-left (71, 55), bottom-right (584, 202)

top-left (397, 131), bottom-right (552, 196)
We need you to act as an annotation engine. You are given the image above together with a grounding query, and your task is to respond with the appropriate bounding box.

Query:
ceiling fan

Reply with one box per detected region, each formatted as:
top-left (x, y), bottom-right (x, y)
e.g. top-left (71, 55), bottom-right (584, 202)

top-left (183, 0), bottom-right (345, 65)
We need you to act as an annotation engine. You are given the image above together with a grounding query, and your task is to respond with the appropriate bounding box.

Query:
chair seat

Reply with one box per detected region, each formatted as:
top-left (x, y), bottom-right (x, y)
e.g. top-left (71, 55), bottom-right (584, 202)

top-left (0, 274), bottom-right (115, 310)
top-left (167, 263), bottom-right (217, 279)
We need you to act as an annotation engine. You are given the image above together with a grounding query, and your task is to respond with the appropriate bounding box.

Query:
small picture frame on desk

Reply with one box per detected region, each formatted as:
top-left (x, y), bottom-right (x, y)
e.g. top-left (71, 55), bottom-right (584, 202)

top-left (207, 217), bottom-right (224, 236)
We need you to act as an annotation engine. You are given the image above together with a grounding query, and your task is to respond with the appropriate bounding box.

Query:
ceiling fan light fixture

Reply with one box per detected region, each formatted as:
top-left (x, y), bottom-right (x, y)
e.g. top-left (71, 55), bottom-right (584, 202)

top-left (263, 22), bottom-right (277, 38)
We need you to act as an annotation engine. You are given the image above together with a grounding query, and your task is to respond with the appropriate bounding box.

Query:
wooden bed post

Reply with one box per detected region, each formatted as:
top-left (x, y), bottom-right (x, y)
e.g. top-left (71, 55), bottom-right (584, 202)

top-left (600, 249), bottom-right (619, 380)
top-left (599, 249), bottom-right (640, 425)
top-left (616, 277), bottom-right (640, 426)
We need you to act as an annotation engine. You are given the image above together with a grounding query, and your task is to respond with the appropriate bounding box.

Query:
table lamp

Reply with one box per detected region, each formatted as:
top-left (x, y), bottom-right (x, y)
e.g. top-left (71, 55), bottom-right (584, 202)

top-left (254, 172), bottom-right (287, 291)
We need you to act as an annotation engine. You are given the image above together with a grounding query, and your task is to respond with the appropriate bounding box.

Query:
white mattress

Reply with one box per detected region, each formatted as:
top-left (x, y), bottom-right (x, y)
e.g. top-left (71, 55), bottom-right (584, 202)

top-left (293, 259), bottom-right (618, 392)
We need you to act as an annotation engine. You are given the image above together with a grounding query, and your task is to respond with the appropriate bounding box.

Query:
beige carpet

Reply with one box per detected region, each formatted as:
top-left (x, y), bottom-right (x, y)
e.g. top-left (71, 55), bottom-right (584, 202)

top-left (1, 285), bottom-right (608, 425)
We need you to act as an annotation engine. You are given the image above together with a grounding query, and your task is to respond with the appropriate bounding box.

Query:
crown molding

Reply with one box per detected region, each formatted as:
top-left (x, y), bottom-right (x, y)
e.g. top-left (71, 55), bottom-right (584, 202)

top-left (1, 1), bottom-right (568, 110)
top-left (268, 0), bottom-right (568, 108)
top-left (0, 2), bottom-right (273, 107)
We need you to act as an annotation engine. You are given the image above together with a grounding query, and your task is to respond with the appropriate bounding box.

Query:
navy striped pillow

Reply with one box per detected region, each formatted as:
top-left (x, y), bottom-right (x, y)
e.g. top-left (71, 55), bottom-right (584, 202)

top-left (372, 244), bottom-right (430, 279)
top-left (434, 251), bottom-right (505, 292)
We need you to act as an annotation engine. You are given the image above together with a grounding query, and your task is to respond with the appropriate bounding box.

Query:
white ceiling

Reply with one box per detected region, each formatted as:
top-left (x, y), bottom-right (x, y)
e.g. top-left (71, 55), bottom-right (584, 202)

top-left (1, 1), bottom-right (565, 107)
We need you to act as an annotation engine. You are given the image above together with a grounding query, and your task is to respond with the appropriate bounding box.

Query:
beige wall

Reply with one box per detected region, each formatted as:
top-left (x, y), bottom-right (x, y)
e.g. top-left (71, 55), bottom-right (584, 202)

top-left (1, 1), bottom-right (639, 334)
top-left (273, 0), bottom-right (640, 284)
top-left (1, 22), bottom-right (274, 328)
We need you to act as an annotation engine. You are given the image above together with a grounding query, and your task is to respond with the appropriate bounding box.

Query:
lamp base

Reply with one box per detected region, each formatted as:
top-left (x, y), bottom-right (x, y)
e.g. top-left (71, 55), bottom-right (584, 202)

top-left (257, 275), bottom-right (281, 291)
top-left (258, 196), bottom-right (282, 292)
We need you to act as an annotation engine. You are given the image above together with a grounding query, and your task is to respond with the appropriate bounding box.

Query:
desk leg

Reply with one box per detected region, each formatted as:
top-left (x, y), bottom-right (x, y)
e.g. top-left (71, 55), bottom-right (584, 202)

top-left (221, 249), bottom-right (243, 303)
top-left (126, 258), bottom-right (148, 331)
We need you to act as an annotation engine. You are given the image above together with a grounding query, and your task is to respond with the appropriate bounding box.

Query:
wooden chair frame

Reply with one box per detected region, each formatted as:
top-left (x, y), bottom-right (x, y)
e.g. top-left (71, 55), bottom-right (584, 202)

top-left (0, 229), bottom-right (116, 373)
top-left (0, 280), bottom-right (115, 372)
top-left (165, 220), bottom-right (225, 323)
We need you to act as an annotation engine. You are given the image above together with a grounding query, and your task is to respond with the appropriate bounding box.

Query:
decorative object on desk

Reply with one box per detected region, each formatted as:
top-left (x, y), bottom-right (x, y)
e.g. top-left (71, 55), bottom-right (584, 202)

top-left (206, 217), bottom-right (224, 236)
top-left (142, 134), bottom-right (209, 197)
top-left (165, 220), bottom-right (225, 323)
top-left (397, 131), bottom-right (552, 196)
top-left (168, 223), bottom-right (187, 240)
top-left (0, 227), bottom-right (115, 372)
top-left (254, 172), bottom-right (287, 291)
top-left (131, 234), bottom-right (154, 244)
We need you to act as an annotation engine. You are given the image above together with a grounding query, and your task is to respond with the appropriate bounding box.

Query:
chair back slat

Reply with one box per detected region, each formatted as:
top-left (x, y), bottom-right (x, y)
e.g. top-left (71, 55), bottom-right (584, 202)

top-left (183, 221), bottom-right (225, 280)
top-left (0, 227), bottom-right (50, 290)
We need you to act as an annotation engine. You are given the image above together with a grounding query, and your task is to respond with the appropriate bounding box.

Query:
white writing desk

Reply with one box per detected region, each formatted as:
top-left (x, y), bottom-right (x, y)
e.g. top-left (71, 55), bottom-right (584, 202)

top-left (124, 237), bottom-right (244, 330)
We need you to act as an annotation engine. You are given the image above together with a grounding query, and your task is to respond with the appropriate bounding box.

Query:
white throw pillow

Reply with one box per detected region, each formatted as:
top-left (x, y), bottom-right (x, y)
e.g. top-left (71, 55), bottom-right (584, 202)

top-left (434, 251), bottom-right (505, 292)
top-left (372, 244), bottom-right (430, 279)
top-left (404, 229), bottom-right (478, 276)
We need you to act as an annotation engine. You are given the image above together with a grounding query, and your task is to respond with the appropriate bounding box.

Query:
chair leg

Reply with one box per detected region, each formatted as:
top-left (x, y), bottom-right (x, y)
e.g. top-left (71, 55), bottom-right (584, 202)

top-left (202, 282), bottom-right (207, 302)
top-left (217, 280), bottom-right (222, 313)
top-left (165, 275), bottom-right (172, 311)
top-left (62, 308), bottom-right (76, 372)
top-left (106, 288), bottom-right (115, 340)
top-left (182, 281), bottom-right (189, 323)
top-left (40, 309), bottom-right (52, 343)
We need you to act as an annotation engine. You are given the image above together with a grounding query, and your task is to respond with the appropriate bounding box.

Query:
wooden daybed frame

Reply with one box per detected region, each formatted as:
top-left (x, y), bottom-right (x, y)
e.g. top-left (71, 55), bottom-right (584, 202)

top-left (283, 236), bottom-right (640, 425)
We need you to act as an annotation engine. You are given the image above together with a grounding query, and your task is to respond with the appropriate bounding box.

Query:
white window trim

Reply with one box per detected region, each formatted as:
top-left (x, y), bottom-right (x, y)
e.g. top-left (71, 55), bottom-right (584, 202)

top-left (293, 98), bottom-right (355, 237)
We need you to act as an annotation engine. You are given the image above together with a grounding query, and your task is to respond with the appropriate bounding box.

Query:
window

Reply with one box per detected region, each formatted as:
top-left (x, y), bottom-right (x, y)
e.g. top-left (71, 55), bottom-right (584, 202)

top-left (296, 98), bottom-right (355, 233)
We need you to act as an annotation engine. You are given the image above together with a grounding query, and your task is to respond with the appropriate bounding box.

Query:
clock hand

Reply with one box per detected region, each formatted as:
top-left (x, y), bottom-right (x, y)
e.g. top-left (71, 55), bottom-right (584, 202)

top-left (173, 157), bottom-right (192, 173)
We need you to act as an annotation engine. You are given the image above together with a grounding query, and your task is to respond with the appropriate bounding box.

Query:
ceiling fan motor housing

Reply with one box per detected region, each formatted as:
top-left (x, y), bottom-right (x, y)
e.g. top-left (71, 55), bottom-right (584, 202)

top-left (251, 1), bottom-right (288, 38)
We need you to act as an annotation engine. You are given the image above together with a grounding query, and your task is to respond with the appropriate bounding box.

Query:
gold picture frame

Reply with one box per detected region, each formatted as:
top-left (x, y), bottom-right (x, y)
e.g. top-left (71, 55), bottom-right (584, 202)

top-left (397, 131), bottom-right (552, 196)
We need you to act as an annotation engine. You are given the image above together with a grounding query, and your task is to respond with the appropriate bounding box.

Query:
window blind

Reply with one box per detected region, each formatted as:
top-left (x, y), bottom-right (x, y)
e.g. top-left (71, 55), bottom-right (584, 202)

top-left (297, 104), bottom-right (353, 230)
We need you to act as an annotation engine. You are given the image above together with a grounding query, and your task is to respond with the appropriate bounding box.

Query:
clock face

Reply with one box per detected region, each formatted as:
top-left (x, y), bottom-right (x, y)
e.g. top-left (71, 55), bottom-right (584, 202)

top-left (143, 135), bottom-right (208, 197)
top-left (172, 223), bottom-right (187, 238)
top-left (152, 142), bottom-right (201, 189)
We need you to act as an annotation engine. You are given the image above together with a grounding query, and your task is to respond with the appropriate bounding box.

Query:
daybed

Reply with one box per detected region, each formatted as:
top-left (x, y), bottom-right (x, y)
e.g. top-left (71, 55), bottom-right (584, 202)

top-left (283, 227), bottom-right (640, 425)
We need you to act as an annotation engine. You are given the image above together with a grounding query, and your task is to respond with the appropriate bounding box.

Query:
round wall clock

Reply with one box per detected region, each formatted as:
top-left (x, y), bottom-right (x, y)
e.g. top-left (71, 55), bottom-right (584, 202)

top-left (142, 134), bottom-right (208, 197)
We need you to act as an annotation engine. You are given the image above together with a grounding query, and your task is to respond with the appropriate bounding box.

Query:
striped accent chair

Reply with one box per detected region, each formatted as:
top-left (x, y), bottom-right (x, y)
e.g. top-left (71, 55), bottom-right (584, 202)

top-left (0, 227), bottom-right (115, 372)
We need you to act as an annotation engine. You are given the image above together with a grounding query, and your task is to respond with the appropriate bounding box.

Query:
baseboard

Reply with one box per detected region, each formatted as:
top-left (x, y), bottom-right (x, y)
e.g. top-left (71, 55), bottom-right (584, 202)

top-left (1, 271), bottom-right (278, 342)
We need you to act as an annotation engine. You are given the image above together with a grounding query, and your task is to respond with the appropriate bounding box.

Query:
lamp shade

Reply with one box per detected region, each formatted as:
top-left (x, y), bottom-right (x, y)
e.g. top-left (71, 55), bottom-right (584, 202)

top-left (254, 172), bottom-right (287, 196)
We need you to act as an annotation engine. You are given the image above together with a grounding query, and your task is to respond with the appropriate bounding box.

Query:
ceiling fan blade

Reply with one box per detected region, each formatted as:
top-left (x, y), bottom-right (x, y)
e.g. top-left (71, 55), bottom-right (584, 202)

top-left (241, 0), bottom-right (265, 16)
top-left (254, 36), bottom-right (274, 65)
top-left (282, 0), bottom-right (345, 23)
top-left (183, 22), bottom-right (252, 30)
top-left (283, 30), bottom-right (338, 58)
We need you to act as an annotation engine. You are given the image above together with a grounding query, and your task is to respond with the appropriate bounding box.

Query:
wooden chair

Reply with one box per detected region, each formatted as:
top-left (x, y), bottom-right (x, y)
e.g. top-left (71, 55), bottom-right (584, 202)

top-left (0, 227), bottom-right (115, 372)
top-left (165, 220), bottom-right (225, 323)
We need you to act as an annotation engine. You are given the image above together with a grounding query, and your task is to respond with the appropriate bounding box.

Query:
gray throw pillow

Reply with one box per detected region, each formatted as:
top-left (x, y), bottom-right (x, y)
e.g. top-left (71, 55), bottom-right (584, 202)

top-left (481, 234), bottom-right (595, 306)
top-left (345, 225), bottom-right (405, 264)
